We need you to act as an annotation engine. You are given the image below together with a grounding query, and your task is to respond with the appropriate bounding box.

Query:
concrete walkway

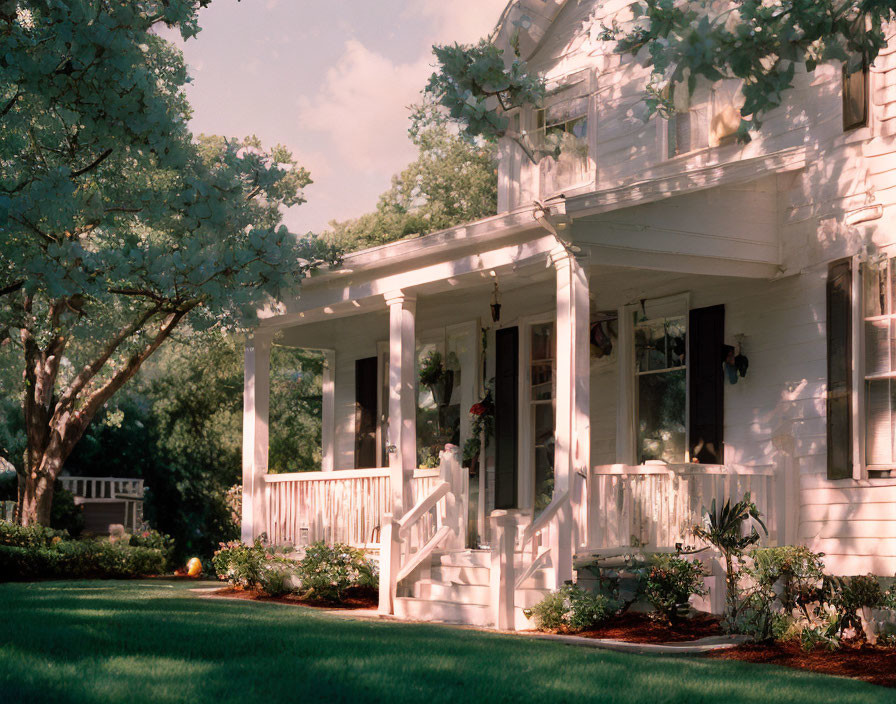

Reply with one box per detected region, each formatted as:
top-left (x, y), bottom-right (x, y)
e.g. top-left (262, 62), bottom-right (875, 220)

top-left (192, 586), bottom-right (748, 655)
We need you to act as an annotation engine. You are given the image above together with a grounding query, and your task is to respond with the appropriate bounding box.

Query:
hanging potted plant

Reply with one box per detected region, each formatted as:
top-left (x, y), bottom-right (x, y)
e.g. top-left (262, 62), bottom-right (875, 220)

top-left (419, 351), bottom-right (455, 408)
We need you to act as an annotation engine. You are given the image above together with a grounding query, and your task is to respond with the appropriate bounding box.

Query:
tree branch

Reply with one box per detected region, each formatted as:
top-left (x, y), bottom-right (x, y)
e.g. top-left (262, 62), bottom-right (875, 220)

top-left (70, 148), bottom-right (113, 178)
top-left (1, 91), bottom-right (20, 118)
top-left (54, 304), bottom-right (162, 414)
top-left (75, 303), bottom-right (197, 425)
top-left (0, 281), bottom-right (24, 297)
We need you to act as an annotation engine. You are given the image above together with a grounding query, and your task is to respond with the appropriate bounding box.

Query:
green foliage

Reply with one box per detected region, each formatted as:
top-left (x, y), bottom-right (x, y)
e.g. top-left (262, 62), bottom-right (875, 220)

top-left (297, 542), bottom-right (377, 602)
top-left (425, 41), bottom-right (545, 142)
top-left (831, 574), bottom-right (886, 634)
top-left (49, 483), bottom-right (84, 537)
top-left (0, 534), bottom-right (166, 581)
top-left (323, 103), bottom-right (497, 253)
top-left (463, 386), bottom-right (495, 464)
top-left (128, 529), bottom-right (175, 571)
top-left (0, 519), bottom-right (67, 548)
top-left (419, 350), bottom-right (448, 388)
top-left (644, 554), bottom-right (706, 623)
top-left (602, 1), bottom-right (896, 139)
top-left (212, 539), bottom-right (270, 590)
top-left (692, 493), bottom-right (767, 631)
top-left (529, 583), bottom-right (612, 633)
top-left (0, 1), bottom-right (338, 523)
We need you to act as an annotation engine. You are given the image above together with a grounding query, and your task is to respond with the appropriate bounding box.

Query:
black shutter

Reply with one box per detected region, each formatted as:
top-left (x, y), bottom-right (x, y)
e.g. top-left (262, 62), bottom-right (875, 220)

top-left (689, 305), bottom-right (725, 464)
top-left (494, 327), bottom-right (519, 509)
top-left (827, 259), bottom-right (853, 479)
top-left (354, 356), bottom-right (378, 469)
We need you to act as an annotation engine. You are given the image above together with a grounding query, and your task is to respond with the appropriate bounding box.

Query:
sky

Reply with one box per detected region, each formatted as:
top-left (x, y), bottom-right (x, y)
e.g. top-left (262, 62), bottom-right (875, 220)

top-left (164, 0), bottom-right (508, 235)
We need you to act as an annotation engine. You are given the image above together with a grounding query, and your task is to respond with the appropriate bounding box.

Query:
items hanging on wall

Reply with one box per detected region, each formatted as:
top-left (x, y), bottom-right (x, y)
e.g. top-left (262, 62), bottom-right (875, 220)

top-left (723, 334), bottom-right (749, 384)
top-left (590, 312), bottom-right (617, 358)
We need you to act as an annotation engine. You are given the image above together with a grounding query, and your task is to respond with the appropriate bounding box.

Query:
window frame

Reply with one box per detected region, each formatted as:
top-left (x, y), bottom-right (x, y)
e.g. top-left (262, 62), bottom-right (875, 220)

top-left (842, 54), bottom-right (870, 132)
top-left (617, 293), bottom-right (691, 465)
top-left (523, 70), bottom-right (596, 200)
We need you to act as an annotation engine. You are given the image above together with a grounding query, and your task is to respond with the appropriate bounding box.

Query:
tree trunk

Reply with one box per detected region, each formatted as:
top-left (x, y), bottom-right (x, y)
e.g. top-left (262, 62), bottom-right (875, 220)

top-left (19, 467), bottom-right (55, 526)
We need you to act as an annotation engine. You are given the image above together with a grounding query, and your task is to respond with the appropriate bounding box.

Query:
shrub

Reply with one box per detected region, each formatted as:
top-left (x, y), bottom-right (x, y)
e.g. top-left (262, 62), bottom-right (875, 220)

top-left (832, 574), bottom-right (885, 634)
top-left (0, 539), bottom-right (165, 580)
top-left (530, 584), bottom-right (612, 633)
top-left (49, 483), bottom-right (85, 537)
top-left (0, 521), bottom-right (68, 548)
top-left (645, 554), bottom-right (706, 623)
top-left (212, 539), bottom-right (268, 589)
top-left (298, 542), bottom-right (377, 601)
top-left (128, 529), bottom-right (175, 570)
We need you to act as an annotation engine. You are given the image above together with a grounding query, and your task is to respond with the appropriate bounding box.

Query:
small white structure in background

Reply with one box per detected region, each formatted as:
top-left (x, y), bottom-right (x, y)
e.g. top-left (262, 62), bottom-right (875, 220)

top-left (241, 0), bottom-right (896, 629)
top-left (59, 477), bottom-right (145, 534)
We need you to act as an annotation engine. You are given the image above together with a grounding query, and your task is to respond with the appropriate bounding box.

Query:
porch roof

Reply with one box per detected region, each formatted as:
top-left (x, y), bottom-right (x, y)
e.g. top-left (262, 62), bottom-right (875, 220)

top-left (259, 146), bottom-right (806, 330)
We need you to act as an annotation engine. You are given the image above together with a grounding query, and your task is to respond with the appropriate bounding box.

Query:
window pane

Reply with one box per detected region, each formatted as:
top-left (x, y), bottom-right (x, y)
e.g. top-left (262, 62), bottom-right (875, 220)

top-left (637, 369), bottom-right (687, 463)
top-left (665, 318), bottom-right (687, 368)
top-left (865, 379), bottom-right (893, 465)
top-left (635, 321), bottom-right (666, 372)
top-left (533, 403), bottom-right (555, 513)
top-left (531, 322), bottom-right (554, 361)
top-left (865, 320), bottom-right (890, 375)
top-left (864, 262), bottom-right (887, 317)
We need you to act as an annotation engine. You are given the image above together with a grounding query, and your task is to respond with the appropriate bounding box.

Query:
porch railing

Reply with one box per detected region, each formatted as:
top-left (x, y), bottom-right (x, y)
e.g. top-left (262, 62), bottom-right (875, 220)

top-left (263, 466), bottom-right (441, 548)
top-left (584, 464), bottom-right (777, 552)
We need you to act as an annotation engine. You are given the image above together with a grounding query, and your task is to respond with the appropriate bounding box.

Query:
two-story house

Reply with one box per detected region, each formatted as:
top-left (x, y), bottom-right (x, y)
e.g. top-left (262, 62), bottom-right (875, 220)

top-left (240, 0), bottom-right (896, 629)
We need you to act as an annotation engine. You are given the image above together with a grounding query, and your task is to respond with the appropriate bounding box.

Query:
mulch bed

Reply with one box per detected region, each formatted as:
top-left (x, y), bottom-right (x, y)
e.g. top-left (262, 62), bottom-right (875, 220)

top-left (208, 585), bottom-right (379, 610)
top-left (706, 639), bottom-right (896, 689)
top-left (575, 612), bottom-right (723, 643)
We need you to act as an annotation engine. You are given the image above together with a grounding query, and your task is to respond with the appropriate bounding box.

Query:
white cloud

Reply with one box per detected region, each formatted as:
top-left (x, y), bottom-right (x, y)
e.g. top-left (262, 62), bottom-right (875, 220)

top-left (297, 39), bottom-right (429, 174)
top-left (411, 0), bottom-right (510, 45)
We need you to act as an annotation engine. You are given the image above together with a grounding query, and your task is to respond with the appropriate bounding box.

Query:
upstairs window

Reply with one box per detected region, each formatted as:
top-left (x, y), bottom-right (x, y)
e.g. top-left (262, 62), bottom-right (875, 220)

top-left (668, 105), bottom-right (710, 158)
top-left (534, 87), bottom-right (591, 195)
top-left (843, 54), bottom-right (869, 131)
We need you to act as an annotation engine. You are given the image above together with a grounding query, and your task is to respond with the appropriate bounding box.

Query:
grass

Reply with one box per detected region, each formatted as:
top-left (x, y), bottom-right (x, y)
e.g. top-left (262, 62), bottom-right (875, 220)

top-left (0, 580), bottom-right (893, 704)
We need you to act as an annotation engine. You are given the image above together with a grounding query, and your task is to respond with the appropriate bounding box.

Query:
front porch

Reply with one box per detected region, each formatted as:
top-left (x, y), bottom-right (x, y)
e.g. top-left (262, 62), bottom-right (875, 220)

top-left (241, 193), bottom-right (805, 629)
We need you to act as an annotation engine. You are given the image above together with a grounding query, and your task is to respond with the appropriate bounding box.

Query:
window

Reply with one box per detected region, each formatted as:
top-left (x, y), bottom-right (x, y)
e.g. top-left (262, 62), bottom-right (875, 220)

top-left (529, 322), bottom-right (555, 513)
top-left (862, 257), bottom-right (896, 473)
top-left (535, 95), bottom-right (590, 194)
top-left (633, 305), bottom-right (688, 464)
top-left (668, 106), bottom-right (709, 158)
top-left (843, 54), bottom-right (869, 132)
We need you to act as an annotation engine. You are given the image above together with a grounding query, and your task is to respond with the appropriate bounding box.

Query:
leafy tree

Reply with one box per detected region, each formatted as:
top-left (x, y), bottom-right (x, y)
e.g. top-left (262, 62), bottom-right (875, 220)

top-left (601, 0), bottom-right (893, 139)
top-left (323, 103), bottom-right (498, 252)
top-left (425, 41), bottom-right (545, 159)
top-left (0, 2), bottom-right (336, 524)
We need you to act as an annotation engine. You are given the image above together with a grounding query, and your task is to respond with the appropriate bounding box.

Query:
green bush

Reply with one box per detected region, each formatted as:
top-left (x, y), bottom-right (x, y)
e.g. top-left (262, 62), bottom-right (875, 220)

top-left (298, 542), bottom-right (377, 602)
top-left (0, 520), bottom-right (68, 548)
top-left (50, 484), bottom-right (85, 537)
top-left (128, 529), bottom-right (175, 570)
top-left (0, 539), bottom-right (165, 581)
top-left (644, 554), bottom-right (706, 623)
top-left (530, 584), bottom-right (612, 633)
top-left (212, 539), bottom-right (268, 589)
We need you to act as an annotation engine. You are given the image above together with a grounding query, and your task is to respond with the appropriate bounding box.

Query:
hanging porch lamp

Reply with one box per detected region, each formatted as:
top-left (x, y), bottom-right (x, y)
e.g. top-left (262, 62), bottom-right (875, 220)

top-left (490, 281), bottom-right (502, 323)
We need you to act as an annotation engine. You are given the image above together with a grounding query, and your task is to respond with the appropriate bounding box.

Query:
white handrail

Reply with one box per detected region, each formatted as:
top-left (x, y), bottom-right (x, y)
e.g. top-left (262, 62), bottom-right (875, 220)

top-left (519, 489), bottom-right (569, 546)
top-left (398, 481), bottom-right (450, 538)
top-left (396, 525), bottom-right (453, 583)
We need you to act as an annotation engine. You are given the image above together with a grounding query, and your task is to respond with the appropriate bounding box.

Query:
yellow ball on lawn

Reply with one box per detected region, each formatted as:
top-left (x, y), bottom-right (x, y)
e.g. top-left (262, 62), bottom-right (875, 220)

top-left (186, 557), bottom-right (202, 577)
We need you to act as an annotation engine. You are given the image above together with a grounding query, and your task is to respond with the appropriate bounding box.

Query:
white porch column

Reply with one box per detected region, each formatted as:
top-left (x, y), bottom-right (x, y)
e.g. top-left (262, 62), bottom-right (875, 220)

top-left (551, 245), bottom-right (590, 584)
top-left (385, 291), bottom-right (417, 519)
top-left (241, 331), bottom-right (272, 542)
top-left (321, 349), bottom-right (336, 472)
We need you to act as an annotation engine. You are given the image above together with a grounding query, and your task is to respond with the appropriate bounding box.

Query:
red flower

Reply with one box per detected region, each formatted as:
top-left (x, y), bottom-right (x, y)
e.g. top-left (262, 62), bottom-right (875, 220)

top-left (470, 403), bottom-right (487, 416)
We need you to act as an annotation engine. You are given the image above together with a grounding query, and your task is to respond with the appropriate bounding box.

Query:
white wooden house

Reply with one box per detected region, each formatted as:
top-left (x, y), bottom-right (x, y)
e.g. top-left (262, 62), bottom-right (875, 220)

top-left (241, 0), bottom-right (896, 629)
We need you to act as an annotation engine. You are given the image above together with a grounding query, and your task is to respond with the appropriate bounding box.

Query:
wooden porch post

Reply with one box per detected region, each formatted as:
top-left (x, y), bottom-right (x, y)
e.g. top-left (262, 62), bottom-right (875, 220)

top-left (384, 291), bottom-right (417, 519)
top-left (241, 331), bottom-right (272, 542)
top-left (551, 246), bottom-right (590, 584)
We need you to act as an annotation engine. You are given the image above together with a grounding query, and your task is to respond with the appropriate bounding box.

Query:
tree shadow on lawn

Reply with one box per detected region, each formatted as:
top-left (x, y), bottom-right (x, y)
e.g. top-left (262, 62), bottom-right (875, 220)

top-left (0, 581), bottom-right (891, 704)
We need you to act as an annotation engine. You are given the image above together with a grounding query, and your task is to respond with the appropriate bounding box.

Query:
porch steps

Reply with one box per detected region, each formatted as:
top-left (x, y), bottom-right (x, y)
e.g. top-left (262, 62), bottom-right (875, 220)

top-left (395, 549), bottom-right (552, 630)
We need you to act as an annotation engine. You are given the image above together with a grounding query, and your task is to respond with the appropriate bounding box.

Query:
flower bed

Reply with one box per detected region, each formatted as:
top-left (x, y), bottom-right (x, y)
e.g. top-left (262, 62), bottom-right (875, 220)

top-left (210, 585), bottom-right (379, 610)
top-left (706, 640), bottom-right (896, 689)
top-left (577, 612), bottom-right (723, 644)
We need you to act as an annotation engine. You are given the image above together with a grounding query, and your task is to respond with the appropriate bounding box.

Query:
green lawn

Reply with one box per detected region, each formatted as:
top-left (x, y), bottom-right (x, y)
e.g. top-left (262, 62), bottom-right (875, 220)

top-left (0, 581), bottom-right (892, 704)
